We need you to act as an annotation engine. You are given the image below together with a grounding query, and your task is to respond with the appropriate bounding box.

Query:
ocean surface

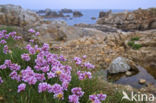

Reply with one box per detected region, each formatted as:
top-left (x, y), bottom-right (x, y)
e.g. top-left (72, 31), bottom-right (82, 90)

top-left (39, 9), bottom-right (133, 26)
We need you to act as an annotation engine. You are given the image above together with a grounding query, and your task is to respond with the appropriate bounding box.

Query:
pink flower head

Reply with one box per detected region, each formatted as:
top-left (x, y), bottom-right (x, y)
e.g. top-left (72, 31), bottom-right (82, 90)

top-left (89, 95), bottom-right (100, 103)
top-left (3, 45), bottom-right (9, 54)
top-left (82, 55), bottom-right (87, 59)
top-left (0, 40), bottom-right (7, 44)
top-left (21, 53), bottom-right (30, 61)
top-left (38, 82), bottom-right (48, 93)
top-left (74, 57), bottom-right (82, 65)
top-left (97, 94), bottom-right (107, 101)
top-left (29, 39), bottom-right (34, 43)
top-left (18, 83), bottom-right (26, 93)
top-left (0, 76), bottom-right (3, 84)
top-left (62, 81), bottom-right (69, 91)
top-left (47, 72), bottom-right (56, 79)
top-left (21, 66), bottom-right (37, 85)
top-left (40, 65), bottom-right (49, 73)
top-left (35, 32), bottom-right (40, 36)
top-left (0, 64), bottom-right (7, 70)
top-left (69, 94), bottom-right (79, 103)
top-left (42, 43), bottom-right (49, 51)
top-left (35, 73), bottom-right (46, 82)
top-left (9, 63), bottom-right (21, 71)
top-left (9, 71), bottom-right (21, 82)
top-left (28, 28), bottom-right (35, 33)
top-left (4, 60), bottom-right (12, 66)
top-left (83, 62), bottom-right (95, 69)
top-left (71, 87), bottom-right (84, 97)
top-left (51, 83), bottom-right (63, 94)
top-left (54, 92), bottom-right (64, 100)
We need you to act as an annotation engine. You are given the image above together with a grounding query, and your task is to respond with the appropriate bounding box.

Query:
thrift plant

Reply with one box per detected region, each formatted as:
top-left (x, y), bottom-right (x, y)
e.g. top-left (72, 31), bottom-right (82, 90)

top-left (0, 29), bottom-right (107, 103)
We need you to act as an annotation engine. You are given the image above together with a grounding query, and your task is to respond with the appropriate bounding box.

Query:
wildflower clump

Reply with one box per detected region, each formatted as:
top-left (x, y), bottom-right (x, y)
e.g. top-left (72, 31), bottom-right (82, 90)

top-left (0, 28), bottom-right (107, 103)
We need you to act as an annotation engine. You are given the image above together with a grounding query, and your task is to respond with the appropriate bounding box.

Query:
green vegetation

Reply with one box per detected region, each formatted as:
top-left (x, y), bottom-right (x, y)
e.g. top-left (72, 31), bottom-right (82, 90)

top-left (131, 37), bottom-right (140, 41)
top-left (128, 37), bottom-right (142, 50)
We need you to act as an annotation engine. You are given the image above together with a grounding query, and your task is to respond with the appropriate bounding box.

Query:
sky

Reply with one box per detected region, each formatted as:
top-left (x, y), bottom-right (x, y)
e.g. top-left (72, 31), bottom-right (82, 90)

top-left (0, 0), bottom-right (156, 10)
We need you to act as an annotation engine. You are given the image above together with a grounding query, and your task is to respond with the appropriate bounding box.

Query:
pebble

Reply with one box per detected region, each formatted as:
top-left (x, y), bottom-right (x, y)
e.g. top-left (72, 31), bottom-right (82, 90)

top-left (139, 79), bottom-right (146, 84)
top-left (126, 71), bottom-right (132, 76)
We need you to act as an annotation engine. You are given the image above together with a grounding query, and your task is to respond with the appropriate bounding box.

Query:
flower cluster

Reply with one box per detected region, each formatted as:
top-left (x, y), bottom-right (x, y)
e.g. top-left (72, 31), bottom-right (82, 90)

top-left (0, 60), bottom-right (21, 71)
top-left (0, 30), bottom-right (22, 54)
top-left (69, 87), bottom-right (84, 103)
top-left (73, 56), bottom-right (95, 80)
top-left (18, 83), bottom-right (26, 93)
top-left (21, 53), bottom-right (31, 61)
top-left (89, 94), bottom-right (107, 103)
top-left (77, 71), bottom-right (92, 80)
top-left (0, 29), bottom-right (107, 103)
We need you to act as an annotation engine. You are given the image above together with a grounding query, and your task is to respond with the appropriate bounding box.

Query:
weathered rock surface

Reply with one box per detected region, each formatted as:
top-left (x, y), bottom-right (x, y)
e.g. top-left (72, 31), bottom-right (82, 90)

top-left (74, 23), bottom-right (120, 32)
top-left (107, 57), bottom-right (131, 74)
top-left (58, 29), bottom-right (156, 79)
top-left (0, 4), bottom-right (41, 27)
top-left (73, 11), bottom-right (83, 17)
top-left (97, 8), bottom-right (156, 31)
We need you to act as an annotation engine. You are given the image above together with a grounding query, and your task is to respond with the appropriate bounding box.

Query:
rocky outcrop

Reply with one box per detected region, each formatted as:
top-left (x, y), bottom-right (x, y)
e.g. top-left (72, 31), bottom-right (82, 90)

top-left (44, 10), bottom-right (64, 18)
top-left (60, 9), bottom-right (72, 13)
top-left (107, 57), bottom-right (131, 74)
top-left (58, 29), bottom-right (156, 78)
top-left (74, 23), bottom-right (120, 32)
top-left (91, 17), bottom-right (96, 20)
top-left (97, 8), bottom-right (156, 31)
top-left (99, 10), bottom-right (112, 18)
top-left (73, 11), bottom-right (83, 17)
top-left (0, 4), bottom-right (41, 27)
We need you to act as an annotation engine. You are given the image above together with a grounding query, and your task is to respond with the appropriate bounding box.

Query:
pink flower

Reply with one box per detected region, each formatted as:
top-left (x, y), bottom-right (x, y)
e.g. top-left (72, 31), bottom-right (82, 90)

top-left (47, 72), bottom-right (56, 79)
top-left (54, 92), bottom-right (64, 100)
top-left (0, 40), bottom-right (7, 44)
top-left (38, 82), bottom-right (48, 93)
top-left (3, 45), bottom-right (9, 54)
top-left (18, 83), bottom-right (26, 93)
top-left (69, 94), bottom-right (79, 103)
top-left (9, 71), bottom-right (21, 82)
top-left (40, 65), bottom-right (49, 73)
top-left (71, 87), bottom-right (84, 97)
top-left (29, 39), bottom-right (34, 43)
top-left (0, 64), bottom-right (7, 70)
top-left (97, 94), bottom-right (107, 101)
top-left (21, 53), bottom-right (31, 61)
top-left (0, 76), bottom-right (3, 84)
top-left (89, 94), bottom-right (107, 103)
top-left (62, 81), bottom-right (69, 91)
top-left (77, 71), bottom-right (92, 80)
top-left (51, 83), bottom-right (63, 94)
top-left (9, 63), bottom-right (21, 71)
top-left (35, 32), bottom-right (40, 36)
top-left (21, 66), bottom-right (37, 85)
top-left (28, 28), bottom-right (35, 33)
top-left (82, 55), bottom-right (87, 59)
top-left (83, 62), bottom-right (95, 69)
top-left (35, 73), bottom-right (46, 82)
top-left (89, 95), bottom-right (100, 103)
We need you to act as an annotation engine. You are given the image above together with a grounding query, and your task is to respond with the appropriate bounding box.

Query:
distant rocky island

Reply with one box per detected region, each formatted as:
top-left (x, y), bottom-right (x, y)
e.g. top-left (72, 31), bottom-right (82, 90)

top-left (36, 8), bottom-right (83, 18)
top-left (0, 4), bottom-right (156, 96)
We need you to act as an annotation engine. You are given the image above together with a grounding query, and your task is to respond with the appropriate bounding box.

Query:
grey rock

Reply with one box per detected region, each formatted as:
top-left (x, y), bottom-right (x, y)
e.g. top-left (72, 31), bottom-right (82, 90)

top-left (0, 4), bottom-right (41, 27)
top-left (73, 11), bottom-right (83, 17)
top-left (107, 57), bottom-right (131, 74)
